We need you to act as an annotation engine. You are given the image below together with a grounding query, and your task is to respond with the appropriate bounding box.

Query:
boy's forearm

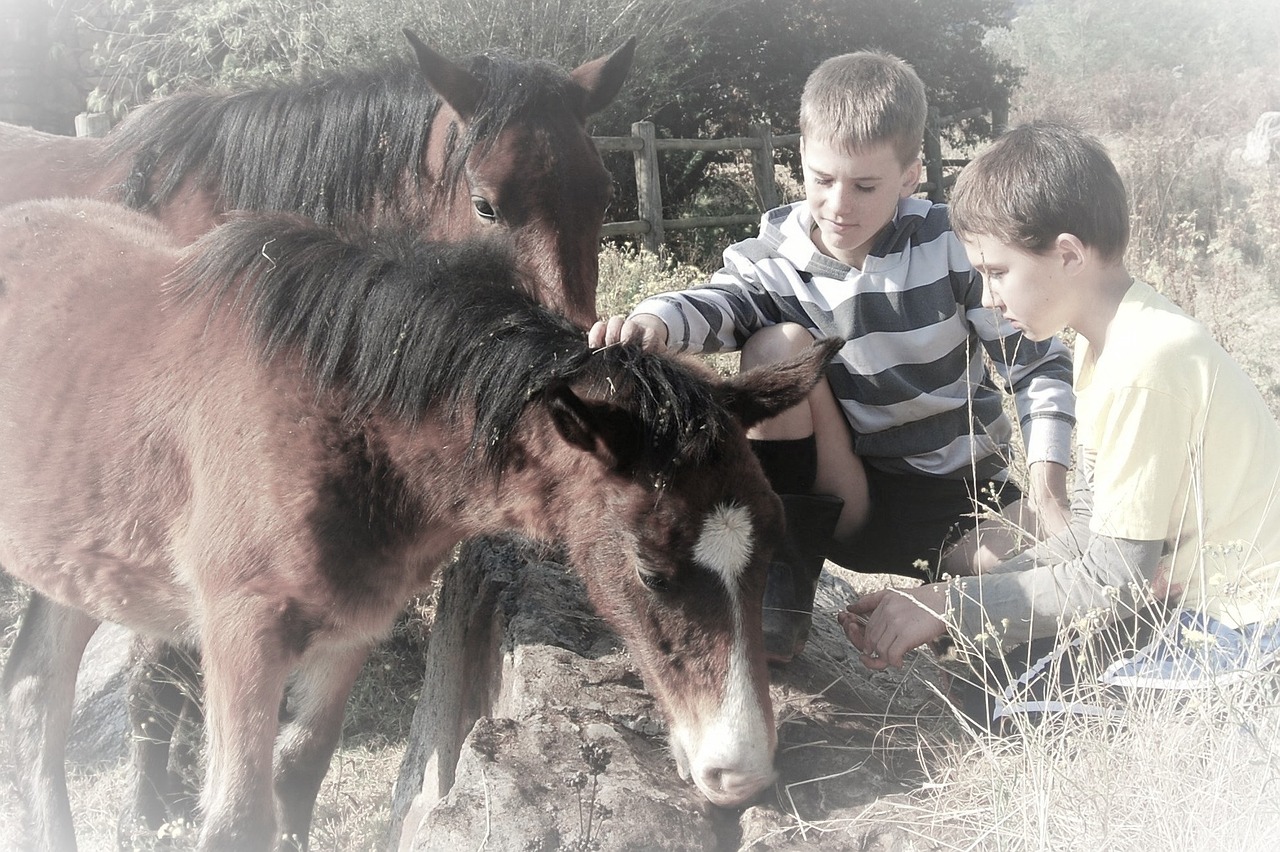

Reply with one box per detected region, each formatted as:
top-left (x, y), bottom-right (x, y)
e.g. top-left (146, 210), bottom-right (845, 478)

top-left (999, 335), bottom-right (1076, 469)
top-left (946, 535), bottom-right (1164, 652)
top-left (1026, 459), bottom-right (1071, 536)
top-left (632, 287), bottom-right (758, 354)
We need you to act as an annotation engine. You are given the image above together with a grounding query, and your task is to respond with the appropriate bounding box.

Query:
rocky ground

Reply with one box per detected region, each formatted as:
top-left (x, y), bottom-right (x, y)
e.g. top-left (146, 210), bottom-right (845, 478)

top-left (387, 536), bottom-right (952, 851)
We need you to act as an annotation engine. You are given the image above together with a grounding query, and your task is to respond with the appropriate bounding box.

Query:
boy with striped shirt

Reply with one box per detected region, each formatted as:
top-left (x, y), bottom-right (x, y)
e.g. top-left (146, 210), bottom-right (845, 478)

top-left (589, 52), bottom-right (1075, 663)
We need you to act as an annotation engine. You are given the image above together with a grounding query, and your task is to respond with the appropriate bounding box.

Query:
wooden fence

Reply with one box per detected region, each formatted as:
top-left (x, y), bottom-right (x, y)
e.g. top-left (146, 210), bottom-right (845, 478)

top-left (595, 106), bottom-right (990, 253)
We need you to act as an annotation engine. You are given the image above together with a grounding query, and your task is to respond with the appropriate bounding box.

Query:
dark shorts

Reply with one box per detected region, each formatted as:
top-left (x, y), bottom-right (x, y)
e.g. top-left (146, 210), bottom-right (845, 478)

top-left (824, 464), bottom-right (1022, 580)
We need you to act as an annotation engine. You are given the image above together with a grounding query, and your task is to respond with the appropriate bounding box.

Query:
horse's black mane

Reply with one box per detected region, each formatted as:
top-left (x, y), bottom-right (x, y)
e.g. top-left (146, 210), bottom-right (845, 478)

top-left (176, 214), bottom-right (729, 474)
top-left (105, 51), bottom-right (582, 224)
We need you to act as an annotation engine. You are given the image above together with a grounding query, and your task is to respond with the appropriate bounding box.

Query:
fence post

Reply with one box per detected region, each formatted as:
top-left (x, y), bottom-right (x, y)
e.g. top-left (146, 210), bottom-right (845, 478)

top-left (991, 91), bottom-right (1010, 136)
top-left (631, 120), bottom-right (664, 253)
top-left (923, 106), bottom-right (945, 203)
top-left (750, 122), bottom-right (779, 212)
top-left (75, 112), bottom-right (110, 138)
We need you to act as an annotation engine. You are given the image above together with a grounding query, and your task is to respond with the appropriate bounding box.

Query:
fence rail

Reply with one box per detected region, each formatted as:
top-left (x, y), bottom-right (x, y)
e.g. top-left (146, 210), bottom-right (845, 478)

top-left (595, 106), bottom-right (990, 253)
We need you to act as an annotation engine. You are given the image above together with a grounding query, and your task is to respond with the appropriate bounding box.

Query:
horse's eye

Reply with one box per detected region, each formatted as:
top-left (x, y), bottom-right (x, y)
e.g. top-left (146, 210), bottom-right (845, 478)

top-left (471, 195), bottom-right (498, 222)
top-left (638, 569), bottom-right (671, 594)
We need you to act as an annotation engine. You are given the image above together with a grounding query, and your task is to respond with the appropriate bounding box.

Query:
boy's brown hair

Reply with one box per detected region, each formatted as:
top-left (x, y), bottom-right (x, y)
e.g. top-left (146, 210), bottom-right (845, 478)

top-left (799, 51), bottom-right (927, 167)
top-left (950, 120), bottom-right (1130, 262)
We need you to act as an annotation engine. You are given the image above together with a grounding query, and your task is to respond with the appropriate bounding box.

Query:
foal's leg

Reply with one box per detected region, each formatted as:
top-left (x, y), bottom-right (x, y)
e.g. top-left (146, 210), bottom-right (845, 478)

top-left (196, 613), bottom-right (294, 852)
top-left (0, 592), bottom-right (100, 852)
top-left (118, 638), bottom-right (204, 847)
top-left (273, 645), bottom-right (370, 850)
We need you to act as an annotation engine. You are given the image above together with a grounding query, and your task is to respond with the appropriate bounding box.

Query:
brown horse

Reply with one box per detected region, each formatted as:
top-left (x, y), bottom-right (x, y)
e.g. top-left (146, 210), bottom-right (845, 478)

top-left (0, 31), bottom-right (634, 835)
top-left (0, 198), bottom-right (840, 851)
top-left (0, 29), bottom-right (632, 326)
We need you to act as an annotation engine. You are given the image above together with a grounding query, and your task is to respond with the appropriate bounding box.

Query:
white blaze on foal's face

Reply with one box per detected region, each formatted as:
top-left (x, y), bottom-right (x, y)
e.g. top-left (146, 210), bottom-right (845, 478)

top-left (692, 503), bottom-right (754, 585)
top-left (674, 501), bottom-right (776, 805)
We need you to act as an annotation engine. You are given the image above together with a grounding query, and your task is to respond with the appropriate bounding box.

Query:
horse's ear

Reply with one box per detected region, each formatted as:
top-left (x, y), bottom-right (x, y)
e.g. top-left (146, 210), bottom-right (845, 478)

top-left (545, 382), bottom-right (643, 471)
top-left (570, 37), bottom-right (637, 117)
top-left (404, 29), bottom-right (483, 119)
top-left (717, 337), bottom-right (844, 429)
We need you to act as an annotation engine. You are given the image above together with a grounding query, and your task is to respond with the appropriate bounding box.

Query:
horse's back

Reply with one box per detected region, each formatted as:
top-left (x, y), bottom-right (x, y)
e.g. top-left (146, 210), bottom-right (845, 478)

top-left (0, 200), bottom-right (198, 630)
top-left (0, 197), bottom-right (175, 328)
top-left (0, 122), bottom-right (119, 206)
top-left (0, 198), bottom-right (176, 333)
top-left (0, 200), bottom-right (425, 640)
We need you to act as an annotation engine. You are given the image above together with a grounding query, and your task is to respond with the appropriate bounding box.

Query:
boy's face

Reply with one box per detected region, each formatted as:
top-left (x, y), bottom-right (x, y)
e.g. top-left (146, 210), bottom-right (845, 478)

top-left (801, 137), bottom-right (921, 269)
top-left (961, 234), bottom-right (1071, 342)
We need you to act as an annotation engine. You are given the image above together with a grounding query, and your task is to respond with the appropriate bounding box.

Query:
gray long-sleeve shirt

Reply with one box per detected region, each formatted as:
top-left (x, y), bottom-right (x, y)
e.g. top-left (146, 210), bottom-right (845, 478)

top-left (947, 452), bottom-right (1164, 652)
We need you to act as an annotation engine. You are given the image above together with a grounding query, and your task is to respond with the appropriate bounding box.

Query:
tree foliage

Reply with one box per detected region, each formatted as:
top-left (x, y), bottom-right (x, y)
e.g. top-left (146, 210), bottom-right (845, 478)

top-left (993, 0), bottom-right (1280, 83)
top-left (84, 0), bottom-right (1018, 226)
top-left (604, 0), bottom-right (1018, 220)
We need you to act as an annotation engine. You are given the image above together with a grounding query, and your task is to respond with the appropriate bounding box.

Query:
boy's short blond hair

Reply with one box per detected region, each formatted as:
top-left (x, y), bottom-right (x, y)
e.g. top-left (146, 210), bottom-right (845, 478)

top-left (950, 121), bottom-right (1130, 262)
top-left (799, 50), bottom-right (927, 167)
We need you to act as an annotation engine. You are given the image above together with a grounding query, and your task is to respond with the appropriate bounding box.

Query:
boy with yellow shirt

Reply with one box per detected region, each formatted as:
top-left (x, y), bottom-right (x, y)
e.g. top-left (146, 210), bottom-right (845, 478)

top-left (841, 120), bottom-right (1280, 726)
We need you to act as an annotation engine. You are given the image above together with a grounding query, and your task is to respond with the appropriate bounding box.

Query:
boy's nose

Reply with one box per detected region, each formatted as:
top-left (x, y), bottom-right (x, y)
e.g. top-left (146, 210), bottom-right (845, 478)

top-left (980, 281), bottom-right (1001, 310)
top-left (828, 185), bottom-right (858, 216)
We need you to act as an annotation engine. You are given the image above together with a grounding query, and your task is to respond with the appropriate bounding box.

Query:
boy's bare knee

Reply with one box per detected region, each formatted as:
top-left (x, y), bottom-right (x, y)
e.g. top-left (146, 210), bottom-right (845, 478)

top-left (741, 323), bottom-right (817, 368)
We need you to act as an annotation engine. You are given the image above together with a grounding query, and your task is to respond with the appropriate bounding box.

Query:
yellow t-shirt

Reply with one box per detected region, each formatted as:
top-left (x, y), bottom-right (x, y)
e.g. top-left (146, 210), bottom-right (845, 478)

top-left (1075, 280), bottom-right (1280, 627)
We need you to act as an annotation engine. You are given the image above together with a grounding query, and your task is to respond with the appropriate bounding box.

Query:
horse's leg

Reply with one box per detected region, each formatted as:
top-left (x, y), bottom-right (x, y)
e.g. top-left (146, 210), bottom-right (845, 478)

top-left (163, 651), bottom-right (205, 823)
top-left (118, 638), bottom-right (203, 847)
top-left (273, 645), bottom-right (370, 851)
top-left (0, 592), bottom-right (100, 852)
top-left (195, 610), bottom-right (293, 852)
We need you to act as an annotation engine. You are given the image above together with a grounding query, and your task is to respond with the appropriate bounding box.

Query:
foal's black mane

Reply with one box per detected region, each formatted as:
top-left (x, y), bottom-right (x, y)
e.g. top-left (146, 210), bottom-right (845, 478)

top-left (106, 51), bottom-right (584, 224)
top-left (176, 214), bottom-right (730, 474)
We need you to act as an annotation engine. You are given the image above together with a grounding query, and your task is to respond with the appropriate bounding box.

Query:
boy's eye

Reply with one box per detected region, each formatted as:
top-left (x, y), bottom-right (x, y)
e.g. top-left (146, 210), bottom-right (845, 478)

top-left (856, 184), bottom-right (877, 193)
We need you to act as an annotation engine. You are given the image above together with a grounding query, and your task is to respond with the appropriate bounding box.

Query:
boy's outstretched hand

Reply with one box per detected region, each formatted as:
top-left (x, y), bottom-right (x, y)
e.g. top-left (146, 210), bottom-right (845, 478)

top-left (838, 583), bottom-right (948, 670)
top-left (588, 313), bottom-right (669, 350)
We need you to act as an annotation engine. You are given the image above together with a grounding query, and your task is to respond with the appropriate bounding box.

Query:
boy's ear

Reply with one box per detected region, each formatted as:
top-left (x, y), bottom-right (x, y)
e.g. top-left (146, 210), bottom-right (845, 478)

top-left (900, 157), bottom-right (923, 197)
top-left (1054, 233), bottom-right (1089, 274)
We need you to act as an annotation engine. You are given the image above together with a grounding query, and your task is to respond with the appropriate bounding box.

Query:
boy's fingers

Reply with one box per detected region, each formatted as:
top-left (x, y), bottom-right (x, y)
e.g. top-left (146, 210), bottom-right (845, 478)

top-left (608, 315), bottom-right (630, 343)
top-left (639, 326), bottom-right (665, 351)
top-left (847, 593), bottom-right (882, 614)
top-left (859, 653), bottom-right (891, 671)
top-left (838, 613), bottom-right (868, 648)
top-left (589, 315), bottom-right (625, 347)
top-left (884, 636), bottom-right (909, 667)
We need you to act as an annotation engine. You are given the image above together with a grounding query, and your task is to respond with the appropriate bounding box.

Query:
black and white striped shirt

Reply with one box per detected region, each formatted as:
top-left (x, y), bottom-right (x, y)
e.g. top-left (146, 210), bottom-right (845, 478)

top-left (632, 198), bottom-right (1075, 481)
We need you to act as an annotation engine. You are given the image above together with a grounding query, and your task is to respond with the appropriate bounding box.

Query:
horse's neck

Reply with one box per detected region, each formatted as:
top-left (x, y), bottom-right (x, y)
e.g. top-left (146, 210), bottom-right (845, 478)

top-left (368, 406), bottom-right (572, 545)
top-left (151, 187), bottom-right (227, 246)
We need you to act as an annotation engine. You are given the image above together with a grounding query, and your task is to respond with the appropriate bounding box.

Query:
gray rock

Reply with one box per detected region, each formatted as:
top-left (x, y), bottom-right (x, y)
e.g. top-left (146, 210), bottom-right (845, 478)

top-left (67, 621), bottom-right (132, 766)
top-left (388, 539), bottom-right (948, 851)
